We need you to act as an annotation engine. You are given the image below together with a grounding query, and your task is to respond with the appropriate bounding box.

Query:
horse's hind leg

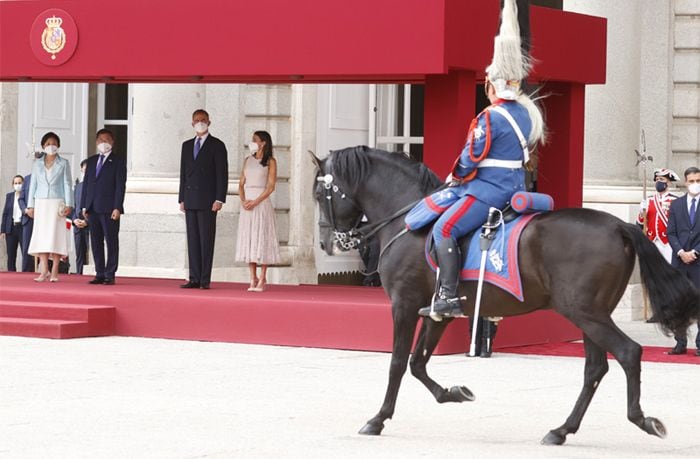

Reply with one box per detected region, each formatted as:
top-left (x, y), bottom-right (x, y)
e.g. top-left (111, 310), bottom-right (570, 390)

top-left (542, 335), bottom-right (608, 445)
top-left (358, 304), bottom-right (419, 436)
top-left (409, 318), bottom-right (475, 404)
top-left (545, 315), bottom-right (666, 445)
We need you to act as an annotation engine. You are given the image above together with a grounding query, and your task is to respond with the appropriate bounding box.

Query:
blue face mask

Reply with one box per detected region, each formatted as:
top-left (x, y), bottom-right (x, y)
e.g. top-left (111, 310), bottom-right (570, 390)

top-left (655, 181), bottom-right (668, 192)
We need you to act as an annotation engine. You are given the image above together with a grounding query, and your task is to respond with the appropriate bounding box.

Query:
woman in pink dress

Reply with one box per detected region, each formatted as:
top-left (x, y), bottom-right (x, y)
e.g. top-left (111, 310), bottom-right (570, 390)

top-left (235, 131), bottom-right (281, 291)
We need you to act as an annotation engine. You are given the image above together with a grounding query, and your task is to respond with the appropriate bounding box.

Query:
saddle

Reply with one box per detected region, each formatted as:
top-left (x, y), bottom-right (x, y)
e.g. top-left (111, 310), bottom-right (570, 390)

top-left (423, 191), bottom-right (554, 301)
top-left (423, 191), bottom-right (553, 258)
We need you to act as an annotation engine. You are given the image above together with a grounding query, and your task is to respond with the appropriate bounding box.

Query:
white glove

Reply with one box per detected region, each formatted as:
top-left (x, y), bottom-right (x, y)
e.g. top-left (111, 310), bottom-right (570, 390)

top-left (639, 200), bottom-right (648, 211)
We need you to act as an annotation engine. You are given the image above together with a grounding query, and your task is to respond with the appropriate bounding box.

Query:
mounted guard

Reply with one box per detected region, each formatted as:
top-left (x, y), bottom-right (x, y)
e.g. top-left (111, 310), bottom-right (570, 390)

top-left (408, 0), bottom-right (546, 319)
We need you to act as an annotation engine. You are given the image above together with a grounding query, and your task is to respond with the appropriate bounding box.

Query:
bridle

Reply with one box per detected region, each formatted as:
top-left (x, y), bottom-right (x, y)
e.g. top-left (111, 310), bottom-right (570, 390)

top-left (316, 173), bottom-right (365, 251)
top-left (316, 172), bottom-right (447, 252)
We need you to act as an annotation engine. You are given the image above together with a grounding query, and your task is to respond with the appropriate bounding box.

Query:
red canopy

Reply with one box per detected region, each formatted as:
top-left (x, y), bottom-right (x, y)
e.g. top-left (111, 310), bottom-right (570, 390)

top-left (0, 0), bottom-right (606, 208)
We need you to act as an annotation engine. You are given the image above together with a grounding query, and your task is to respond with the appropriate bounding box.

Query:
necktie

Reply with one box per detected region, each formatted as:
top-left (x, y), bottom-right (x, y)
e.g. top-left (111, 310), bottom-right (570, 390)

top-left (194, 137), bottom-right (201, 160)
top-left (96, 154), bottom-right (105, 177)
top-left (691, 198), bottom-right (697, 226)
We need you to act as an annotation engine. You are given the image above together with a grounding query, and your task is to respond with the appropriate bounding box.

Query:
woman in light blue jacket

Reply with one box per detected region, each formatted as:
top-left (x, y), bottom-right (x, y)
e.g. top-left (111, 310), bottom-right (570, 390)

top-left (26, 132), bottom-right (73, 282)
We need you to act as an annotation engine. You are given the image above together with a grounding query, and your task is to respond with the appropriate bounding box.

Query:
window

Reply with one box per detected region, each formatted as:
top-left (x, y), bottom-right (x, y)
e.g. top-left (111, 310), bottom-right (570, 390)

top-left (97, 83), bottom-right (130, 160)
top-left (370, 84), bottom-right (425, 161)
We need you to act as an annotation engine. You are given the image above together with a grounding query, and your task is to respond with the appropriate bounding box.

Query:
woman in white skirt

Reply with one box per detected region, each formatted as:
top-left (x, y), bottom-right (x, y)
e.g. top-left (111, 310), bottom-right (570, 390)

top-left (235, 131), bottom-right (280, 292)
top-left (26, 132), bottom-right (73, 282)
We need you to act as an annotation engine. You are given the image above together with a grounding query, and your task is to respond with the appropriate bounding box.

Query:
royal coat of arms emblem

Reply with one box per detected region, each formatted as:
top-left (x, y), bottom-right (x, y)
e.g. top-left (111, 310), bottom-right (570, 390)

top-left (41, 16), bottom-right (66, 60)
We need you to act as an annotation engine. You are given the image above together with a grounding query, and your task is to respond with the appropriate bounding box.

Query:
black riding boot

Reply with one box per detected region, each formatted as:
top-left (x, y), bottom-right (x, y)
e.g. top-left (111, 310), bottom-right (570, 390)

top-left (419, 238), bottom-right (463, 318)
top-left (480, 320), bottom-right (499, 358)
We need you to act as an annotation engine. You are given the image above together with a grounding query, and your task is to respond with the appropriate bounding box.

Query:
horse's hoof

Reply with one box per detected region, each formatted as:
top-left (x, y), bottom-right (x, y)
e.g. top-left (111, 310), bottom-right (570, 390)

top-left (359, 422), bottom-right (384, 436)
top-left (541, 430), bottom-right (566, 445)
top-left (449, 385), bottom-right (475, 402)
top-left (643, 417), bottom-right (667, 439)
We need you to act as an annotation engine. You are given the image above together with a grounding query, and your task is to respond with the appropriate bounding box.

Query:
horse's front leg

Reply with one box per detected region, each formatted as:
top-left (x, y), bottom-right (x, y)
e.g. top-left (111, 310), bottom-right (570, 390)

top-left (409, 317), bottom-right (475, 404)
top-left (359, 302), bottom-right (420, 436)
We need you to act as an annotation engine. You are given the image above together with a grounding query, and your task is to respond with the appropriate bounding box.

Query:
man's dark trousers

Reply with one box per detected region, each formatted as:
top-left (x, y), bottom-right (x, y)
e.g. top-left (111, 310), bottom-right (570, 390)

top-left (90, 213), bottom-right (119, 279)
top-left (185, 209), bottom-right (216, 286)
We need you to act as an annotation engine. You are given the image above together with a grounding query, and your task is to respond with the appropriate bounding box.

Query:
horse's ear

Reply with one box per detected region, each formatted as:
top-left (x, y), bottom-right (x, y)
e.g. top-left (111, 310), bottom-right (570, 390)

top-left (308, 150), bottom-right (322, 170)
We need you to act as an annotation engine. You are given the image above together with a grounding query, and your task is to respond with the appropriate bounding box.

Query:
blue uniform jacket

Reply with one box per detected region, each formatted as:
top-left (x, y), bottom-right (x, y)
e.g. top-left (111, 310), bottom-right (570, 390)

top-left (452, 100), bottom-right (532, 208)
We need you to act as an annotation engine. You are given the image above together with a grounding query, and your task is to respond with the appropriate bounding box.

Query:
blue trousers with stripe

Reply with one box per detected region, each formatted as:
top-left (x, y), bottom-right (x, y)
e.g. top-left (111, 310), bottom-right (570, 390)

top-left (432, 195), bottom-right (492, 246)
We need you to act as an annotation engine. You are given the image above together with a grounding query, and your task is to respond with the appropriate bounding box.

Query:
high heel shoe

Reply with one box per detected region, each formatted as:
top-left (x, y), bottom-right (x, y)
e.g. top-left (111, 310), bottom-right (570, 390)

top-left (247, 279), bottom-right (259, 292)
top-left (49, 277), bottom-right (59, 283)
top-left (251, 280), bottom-right (267, 292)
top-left (34, 273), bottom-right (50, 282)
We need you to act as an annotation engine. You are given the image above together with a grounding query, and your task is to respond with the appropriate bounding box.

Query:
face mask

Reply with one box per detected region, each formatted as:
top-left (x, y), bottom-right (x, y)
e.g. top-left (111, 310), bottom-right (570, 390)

top-left (688, 183), bottom-right (700, 195)
top-left (44, 145), bottom-right (58, 156)
top-left (248, 142), bottom-right (259, 153)
top-left (13, 184), bottom-right (22, 192)
top-left (97, 142), bottom-right (112, 154)
top-left (655, 181), bottom-right (668, 193)
top-left (79, 172), bottom-right (85, 182)
top-left (194, 122), bottom-right (208, 134)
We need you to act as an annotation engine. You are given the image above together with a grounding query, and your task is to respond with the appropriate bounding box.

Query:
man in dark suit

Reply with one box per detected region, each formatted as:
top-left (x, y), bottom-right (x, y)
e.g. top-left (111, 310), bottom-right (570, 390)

top-left (17, 172), bottom-right (35, 272)
top-left (666, 166), bottom-right (700, 356)
top-left (72, 160), bottom-right (90, 275)
top-left (81, 129), bottom-right (127, 285)
top-left (178, 109), bottom-right (228, 289)
top-left (1, 175), bottom-right (25, 271)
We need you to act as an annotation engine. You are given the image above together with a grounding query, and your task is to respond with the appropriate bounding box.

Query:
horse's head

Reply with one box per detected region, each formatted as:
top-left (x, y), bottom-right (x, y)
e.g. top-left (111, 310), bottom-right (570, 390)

top-left (310, 150), bottom-right (365, 256)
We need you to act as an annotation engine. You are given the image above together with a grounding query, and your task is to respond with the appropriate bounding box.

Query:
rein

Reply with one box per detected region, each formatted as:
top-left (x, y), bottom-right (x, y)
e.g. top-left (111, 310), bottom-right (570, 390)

top-left (317, 173), bottom-right (448, 274)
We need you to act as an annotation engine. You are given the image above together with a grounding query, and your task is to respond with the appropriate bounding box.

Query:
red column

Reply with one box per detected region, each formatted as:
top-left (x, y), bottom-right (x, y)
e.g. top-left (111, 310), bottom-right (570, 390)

top-left (423, 70), bottom-right (476, 178)
top-left (536, 82), bottom-right (586, 208)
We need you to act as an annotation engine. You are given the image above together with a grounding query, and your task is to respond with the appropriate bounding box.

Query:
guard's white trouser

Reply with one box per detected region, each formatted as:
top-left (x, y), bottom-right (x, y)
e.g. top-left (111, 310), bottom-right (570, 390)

top-left (654, 239), bottom-right (672, 264)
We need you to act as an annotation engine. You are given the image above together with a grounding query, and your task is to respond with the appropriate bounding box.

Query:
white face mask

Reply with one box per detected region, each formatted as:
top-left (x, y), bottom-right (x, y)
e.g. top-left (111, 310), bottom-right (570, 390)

top-left (44, 145), bottom-right (58, 156)
top-left (79, 172), bottom-right (85, 182)
top-left (97, 142), bottom-right (112, 154)
top-left (194, 122), bottom-right (208, 134)
top-left (248, 142), bottom-right (259, 153)
top-left (13, 184), bottom-right (22, 192)
top-left (688, 183), bottom-right (700, 196)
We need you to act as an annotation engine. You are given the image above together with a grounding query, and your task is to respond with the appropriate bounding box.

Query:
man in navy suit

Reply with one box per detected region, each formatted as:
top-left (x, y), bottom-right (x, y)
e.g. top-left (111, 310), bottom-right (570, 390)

top-left (666, 166), bottom-right (700, 356)
top-left (72, 159), bottom-right (90, 275)
top-left (178, 109), bottom-right (228, 289)
top-left (81, 129), bottom-right (127, 285)
top-left (1, 175), bottom-right (25, 271)
top-left (17, 171), bottom-right (36, 272)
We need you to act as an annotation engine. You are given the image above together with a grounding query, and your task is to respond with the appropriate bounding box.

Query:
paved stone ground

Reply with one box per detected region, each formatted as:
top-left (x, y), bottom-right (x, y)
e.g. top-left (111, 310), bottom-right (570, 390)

top-left (1, 321), bottom-right (698, 459)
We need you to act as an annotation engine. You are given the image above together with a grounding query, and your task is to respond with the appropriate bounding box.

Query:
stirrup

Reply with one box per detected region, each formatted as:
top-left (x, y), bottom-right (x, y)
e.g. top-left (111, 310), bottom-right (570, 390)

top-left (418, 296), bottom-right (466, 321)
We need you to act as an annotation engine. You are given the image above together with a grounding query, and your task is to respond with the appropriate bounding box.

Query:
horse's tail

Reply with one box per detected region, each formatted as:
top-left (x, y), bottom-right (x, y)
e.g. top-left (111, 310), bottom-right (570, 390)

top-left (620, 223), bottom-right (700, 336)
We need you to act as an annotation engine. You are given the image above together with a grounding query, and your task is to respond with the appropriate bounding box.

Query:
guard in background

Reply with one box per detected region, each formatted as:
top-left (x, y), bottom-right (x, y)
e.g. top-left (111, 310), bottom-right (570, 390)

top-left (636, 168), bottom-right (679, 263)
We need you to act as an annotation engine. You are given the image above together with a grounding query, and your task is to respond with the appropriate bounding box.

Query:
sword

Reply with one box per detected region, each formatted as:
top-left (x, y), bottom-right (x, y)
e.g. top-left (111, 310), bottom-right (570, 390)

top-left (469, 207), bottom-right (499, 357)
top-left (634, 130), bottom-right (653, 320)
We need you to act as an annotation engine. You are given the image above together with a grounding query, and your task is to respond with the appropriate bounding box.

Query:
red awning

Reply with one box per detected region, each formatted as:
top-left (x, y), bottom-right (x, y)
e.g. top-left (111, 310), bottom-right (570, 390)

top-left (0, 0), bottom-right (605, 84)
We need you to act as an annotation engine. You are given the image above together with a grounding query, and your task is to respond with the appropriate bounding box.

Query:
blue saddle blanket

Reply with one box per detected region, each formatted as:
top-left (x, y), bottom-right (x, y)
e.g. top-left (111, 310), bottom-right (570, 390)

top-left (425, 213), bottom-right (539, 301)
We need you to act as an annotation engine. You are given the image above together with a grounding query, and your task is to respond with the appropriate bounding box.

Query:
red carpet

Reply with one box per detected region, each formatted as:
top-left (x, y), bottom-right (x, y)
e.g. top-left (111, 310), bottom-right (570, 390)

top-left (0, 272), bottom-right (581, 354)
top-left (502, 342), bottom-right (700, 365)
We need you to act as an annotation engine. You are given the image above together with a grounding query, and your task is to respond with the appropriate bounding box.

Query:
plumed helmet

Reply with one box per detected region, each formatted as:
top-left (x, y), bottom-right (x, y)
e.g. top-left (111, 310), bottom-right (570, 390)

top-left (653, 168), bottom-right (680, 182)
top-left (485, 0), bottom-right (530, 100)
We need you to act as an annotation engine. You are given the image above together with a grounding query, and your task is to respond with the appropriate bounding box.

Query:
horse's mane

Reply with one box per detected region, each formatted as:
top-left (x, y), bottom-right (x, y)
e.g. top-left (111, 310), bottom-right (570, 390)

top-left (328, 146), bottom-right (441, 194)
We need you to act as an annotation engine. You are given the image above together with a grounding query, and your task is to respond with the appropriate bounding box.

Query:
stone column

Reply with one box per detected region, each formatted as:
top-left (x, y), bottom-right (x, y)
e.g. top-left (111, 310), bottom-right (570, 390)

top-left (288, 84), bottom-right (318, 284)
top-left (565, 0), bottom-right (643, 188)
top-left (0, 83), bottom-right (19, 271)
top-left (130, 83), bottom-right (206, 179)
top-left (117, 84), bottom-right (207, 278)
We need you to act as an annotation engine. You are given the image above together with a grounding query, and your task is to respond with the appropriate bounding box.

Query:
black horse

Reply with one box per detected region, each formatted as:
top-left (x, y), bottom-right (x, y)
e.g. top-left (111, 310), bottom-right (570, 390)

top-left (311, 146), bottom-right (699, 445)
